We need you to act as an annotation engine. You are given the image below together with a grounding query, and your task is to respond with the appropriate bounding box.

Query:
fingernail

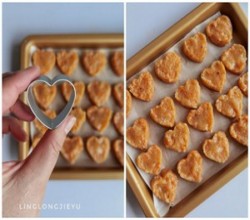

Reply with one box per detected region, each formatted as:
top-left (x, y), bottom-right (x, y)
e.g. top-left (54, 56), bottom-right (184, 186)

top-left (27, 65), bottom-right (39, 72)
top-left (33, 65), bottom-right (40, 73)
top-left (64, 116), bottom-right (76, 134)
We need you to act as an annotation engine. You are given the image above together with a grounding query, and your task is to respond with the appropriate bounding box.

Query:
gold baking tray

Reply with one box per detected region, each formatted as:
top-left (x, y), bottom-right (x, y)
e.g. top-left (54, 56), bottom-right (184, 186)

top-left (126, 3), bottom-right (248, 217)
top-left (19, 34), bottom-right (124, 180)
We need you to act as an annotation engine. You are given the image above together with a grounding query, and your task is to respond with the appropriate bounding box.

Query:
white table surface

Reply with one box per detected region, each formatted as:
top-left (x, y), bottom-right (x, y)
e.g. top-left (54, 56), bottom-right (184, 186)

top-left (126, 2), bottom-right (248, 218)
top-left (2, 3), bottom-right (124, 217)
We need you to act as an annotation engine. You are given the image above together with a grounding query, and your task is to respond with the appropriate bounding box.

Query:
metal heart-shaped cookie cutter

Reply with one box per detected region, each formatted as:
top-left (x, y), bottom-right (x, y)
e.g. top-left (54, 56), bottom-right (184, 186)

top-left (27, 75), bottom-right (76, 129)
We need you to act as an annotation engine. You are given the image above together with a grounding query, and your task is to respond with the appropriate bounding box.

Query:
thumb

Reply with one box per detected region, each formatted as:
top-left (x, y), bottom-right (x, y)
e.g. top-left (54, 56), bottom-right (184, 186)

top-left (20, 115), bottom-right (76, 183)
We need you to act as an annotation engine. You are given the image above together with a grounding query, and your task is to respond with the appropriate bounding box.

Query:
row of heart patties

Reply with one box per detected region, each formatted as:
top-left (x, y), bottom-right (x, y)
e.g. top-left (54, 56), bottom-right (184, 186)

top-left (33, 80), bottom-right (123, 109)
top-left (32, 50), bottom-right (124, 77)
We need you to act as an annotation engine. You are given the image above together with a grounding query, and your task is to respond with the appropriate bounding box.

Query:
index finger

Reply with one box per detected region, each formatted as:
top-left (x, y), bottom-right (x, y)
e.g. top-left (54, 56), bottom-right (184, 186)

top-left (2, 66), bottom-right (40, 114)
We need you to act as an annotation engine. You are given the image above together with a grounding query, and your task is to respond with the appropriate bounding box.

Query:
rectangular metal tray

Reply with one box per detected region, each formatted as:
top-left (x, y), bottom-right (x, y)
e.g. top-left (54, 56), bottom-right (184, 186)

top-left (19, 34), bottom-right (124, 180)
top-left (126, 3), bottom-right (248, 217)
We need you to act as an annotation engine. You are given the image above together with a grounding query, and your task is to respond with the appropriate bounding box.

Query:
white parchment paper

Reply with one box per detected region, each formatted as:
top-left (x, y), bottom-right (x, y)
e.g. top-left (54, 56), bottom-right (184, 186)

top-left (28, 46), bottom-right (123, 168)
top-left (126, 12), bottom-right (248, 216)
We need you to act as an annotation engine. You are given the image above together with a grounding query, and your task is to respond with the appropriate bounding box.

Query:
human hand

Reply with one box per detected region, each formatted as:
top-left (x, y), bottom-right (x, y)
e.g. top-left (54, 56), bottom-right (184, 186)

top-left (2, 66), bottom-right (76, 217)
